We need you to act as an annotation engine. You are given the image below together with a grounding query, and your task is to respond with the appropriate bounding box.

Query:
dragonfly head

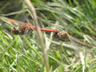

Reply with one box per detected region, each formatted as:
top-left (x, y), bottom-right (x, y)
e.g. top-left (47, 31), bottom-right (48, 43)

top-left (12, 27), bottom-right (19, 35)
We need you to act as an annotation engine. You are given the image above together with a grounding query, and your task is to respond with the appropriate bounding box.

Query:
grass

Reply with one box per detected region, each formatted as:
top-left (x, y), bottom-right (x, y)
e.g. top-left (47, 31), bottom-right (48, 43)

top-left (0, 0), bottom-right (96, 72)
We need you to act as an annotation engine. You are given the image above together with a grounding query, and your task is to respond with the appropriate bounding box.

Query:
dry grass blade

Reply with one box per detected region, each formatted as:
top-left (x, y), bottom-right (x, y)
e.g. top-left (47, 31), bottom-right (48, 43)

top-left (24, 0), bottom-right (50, 72)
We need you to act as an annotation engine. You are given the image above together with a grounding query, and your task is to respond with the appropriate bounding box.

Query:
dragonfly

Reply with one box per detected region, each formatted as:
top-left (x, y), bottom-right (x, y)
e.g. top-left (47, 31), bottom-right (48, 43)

top-left (3, 17), bottom-right (58, 34)
top-left (12, 24), bottom-right (59, 35)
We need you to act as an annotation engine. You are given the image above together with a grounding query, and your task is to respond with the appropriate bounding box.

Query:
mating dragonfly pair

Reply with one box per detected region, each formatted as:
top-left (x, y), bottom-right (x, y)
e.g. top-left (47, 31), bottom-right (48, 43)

top-left (2, 17), bottom-right (89, 47)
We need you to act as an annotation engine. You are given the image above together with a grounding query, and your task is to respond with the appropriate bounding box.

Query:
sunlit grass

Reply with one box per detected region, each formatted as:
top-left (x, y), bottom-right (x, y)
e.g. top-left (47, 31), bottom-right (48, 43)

top-left (0, 0), bottom-right (96, 72)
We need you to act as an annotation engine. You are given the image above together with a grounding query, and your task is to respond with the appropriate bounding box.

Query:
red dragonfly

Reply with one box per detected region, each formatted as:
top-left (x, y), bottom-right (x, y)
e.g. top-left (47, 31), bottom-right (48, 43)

top-left (12, 24), bottom-right (58, 34)
top-left (4, 17), bottom-right (58, 34)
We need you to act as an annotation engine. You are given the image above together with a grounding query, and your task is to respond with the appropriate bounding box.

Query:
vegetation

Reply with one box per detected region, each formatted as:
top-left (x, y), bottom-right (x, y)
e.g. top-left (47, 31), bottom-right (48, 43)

top-left (0, 0), bottom-right (96, 72)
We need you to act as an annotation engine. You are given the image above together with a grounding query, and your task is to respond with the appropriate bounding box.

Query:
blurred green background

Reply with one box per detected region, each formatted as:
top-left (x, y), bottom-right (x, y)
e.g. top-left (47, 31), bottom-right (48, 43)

top-left (0, 0), bottom-right (96, 72)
